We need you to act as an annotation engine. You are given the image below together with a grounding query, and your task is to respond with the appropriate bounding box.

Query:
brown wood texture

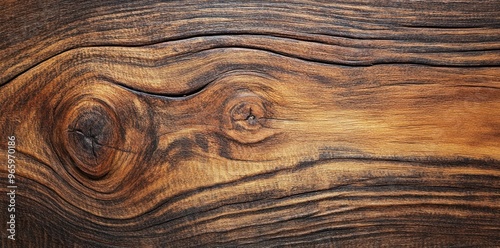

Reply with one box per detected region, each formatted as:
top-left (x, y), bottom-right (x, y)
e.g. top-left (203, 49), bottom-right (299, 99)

top-left (1, 1), bottom-right (500, 247)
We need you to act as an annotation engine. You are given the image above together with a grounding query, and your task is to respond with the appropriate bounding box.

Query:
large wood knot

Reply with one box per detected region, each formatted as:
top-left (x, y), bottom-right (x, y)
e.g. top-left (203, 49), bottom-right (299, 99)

top-left (66, 100), bottom-right (120, 178)
top-left (53, 94), bottom-right (123, 180)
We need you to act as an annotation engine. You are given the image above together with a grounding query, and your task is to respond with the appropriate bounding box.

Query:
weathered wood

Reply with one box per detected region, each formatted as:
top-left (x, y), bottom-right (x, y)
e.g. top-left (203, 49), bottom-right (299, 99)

top-left (1, 0), bottom-right (499, 247)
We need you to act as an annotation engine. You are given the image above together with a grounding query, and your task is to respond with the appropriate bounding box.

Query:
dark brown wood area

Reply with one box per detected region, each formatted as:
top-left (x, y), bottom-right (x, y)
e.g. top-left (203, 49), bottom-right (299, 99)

top-left (1, 1), bottom-right (499, 247)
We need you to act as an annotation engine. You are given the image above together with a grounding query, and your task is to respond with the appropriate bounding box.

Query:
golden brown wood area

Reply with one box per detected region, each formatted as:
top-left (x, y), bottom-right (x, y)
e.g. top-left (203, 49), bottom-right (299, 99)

top-left (1, 1), bottom-right (499, 247)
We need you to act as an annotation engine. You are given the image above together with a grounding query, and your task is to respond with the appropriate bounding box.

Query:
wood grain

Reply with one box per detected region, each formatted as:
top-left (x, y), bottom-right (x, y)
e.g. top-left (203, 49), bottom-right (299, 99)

top-left (1, 0), bottom-right (499, 247)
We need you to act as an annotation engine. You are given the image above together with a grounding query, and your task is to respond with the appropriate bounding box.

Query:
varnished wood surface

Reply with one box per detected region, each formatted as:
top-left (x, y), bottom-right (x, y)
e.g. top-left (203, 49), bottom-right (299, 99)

top-left (1, 1), bottom-right (499, 247)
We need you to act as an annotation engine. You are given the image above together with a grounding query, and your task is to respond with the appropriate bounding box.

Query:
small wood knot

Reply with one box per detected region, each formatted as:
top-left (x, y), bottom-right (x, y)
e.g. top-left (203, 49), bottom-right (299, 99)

top-left (221, 91), bottom-right (275, 144)
top-left (230, 101), bottom-right (266, 131)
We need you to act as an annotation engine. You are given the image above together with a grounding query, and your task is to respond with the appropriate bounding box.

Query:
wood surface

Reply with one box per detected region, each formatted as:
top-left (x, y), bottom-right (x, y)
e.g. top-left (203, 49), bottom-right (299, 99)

top-left (1, 0), bottom-right (499, 247)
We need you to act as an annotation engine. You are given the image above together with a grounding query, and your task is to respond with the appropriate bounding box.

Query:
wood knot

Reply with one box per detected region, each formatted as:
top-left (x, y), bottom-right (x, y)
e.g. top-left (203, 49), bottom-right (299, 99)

top-left (222, 91), bottom-right (275, 144)
top-left (54, 97), bottom-right (122, 180)
top-left (47, 82), bottom-right (153, 192)
top-left (230, 101), bottom-right (266, 131)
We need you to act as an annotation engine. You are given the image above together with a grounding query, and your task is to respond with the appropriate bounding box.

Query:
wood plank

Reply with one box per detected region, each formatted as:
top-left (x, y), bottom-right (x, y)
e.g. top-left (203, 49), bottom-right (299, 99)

top-left (1, 0), bottom-right (499, 247)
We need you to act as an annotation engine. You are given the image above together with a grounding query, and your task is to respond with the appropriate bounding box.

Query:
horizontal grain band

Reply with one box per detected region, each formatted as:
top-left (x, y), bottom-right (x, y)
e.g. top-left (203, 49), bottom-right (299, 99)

top-left (2, 33), bottom-right (500, 87)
